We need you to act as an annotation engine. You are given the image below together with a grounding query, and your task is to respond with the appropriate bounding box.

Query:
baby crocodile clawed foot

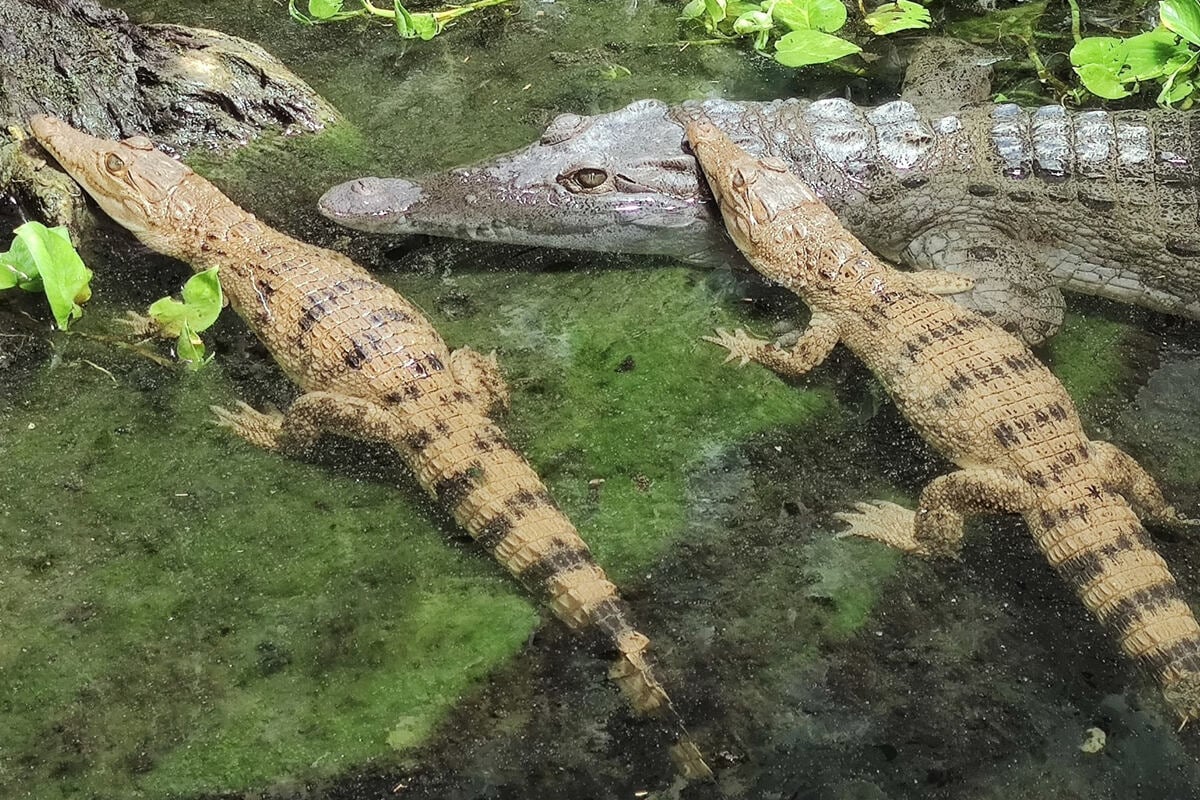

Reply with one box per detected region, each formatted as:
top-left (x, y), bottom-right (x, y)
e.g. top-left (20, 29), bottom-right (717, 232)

top-left (834, 500), bottom-right (931, 556)
top-left (211, 400), bottom-right (286, 451)
top-left (702, 327), bottom-right (770, 366)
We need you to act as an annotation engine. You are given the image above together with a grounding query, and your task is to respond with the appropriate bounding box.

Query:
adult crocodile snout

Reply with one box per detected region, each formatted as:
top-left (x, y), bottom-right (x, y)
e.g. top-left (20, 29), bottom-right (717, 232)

top-left (318, 99), bottom-right (733, 263)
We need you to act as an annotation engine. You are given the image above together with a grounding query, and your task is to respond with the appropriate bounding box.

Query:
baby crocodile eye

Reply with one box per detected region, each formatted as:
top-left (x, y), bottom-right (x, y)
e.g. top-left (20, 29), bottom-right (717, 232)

top-left (105, 153), bottom-right (126, 172)
top-left (572, 168), bottom-right (608, 189)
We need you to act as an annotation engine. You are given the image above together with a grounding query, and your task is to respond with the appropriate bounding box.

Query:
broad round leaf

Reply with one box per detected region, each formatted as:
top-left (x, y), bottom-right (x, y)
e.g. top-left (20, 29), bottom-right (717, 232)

top-left (1122, 28), bottom-right (1191, 80)
top-left (1070, 36), bottom-right (1126, 69)
top-left (864, 1), bottom-right (932, 36)
top-left (774, 29), bottom-right (861, 67)
top-left (1074, 62), bottom-right (1134, 99)
top-left (308, 0), bottom-right (343, 19)
top-left (1162, 0), bottom-right (1200, 48)
top-left (12, 222), bottom-right (92, 330)
top-left (181, 267), bottom-right (224, 332)
top-left (772, 0), bottom-right (847, 33)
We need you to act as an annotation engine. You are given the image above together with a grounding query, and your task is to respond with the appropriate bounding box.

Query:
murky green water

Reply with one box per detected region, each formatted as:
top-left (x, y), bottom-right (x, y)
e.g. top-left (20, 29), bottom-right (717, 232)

top-left (4, 1), bottom-right (1200, 798)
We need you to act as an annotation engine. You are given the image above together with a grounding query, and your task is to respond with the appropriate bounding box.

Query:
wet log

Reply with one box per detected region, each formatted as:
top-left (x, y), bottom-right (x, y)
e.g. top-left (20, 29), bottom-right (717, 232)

top-left (0, 0), bottom-right (340, 230)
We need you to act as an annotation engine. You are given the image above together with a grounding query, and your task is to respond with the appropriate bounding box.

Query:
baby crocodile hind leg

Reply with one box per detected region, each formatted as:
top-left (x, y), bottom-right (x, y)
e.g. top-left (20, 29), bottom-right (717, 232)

top-left (904, 222), bottom-right (1066, 345)
top-left (836, 468), bottom-right (1040, 558)
top-left (704, 310), bottom-right (840, 378)
top-left (1088, 440), bottom-right (1200, 529)
top-left (212, 391), bottom-right (408, 452)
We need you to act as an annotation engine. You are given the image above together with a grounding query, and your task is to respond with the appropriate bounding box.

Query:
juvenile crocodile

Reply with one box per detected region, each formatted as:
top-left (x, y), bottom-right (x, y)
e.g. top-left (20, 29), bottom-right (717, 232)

top-left (29, 115), bottom-right (710, 779)
top-left (321, 69), bottom-right (1200, 344)
top-left (684, 117), bottom-right (1200, 723)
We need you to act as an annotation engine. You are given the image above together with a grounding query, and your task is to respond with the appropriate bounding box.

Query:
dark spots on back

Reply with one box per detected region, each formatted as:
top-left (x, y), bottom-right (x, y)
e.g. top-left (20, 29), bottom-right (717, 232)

top-left (451, 390), bottom-right (471, 403)
top-left (383, 391), bottom-right (407, 404)
top-left (901, 176), bottom-right (929, 189)
top-left (475, 514), bottom-right (513, 551)
top-left (426, 353), bottom-right (446, 372)
top-left (947, 371), bottom-right (974, 393)
top-left (1027, 470), bottom-right (1048, 489)
top-left (1087, 484), bottom-right (1103, 500)
top-left (508, 488), bottom-right (555, 518)
top-left (473, 435), bottom-right (496, 453)
top-left (993, 422), bottom-right (1019, 448)
top-left (520, 541), bottom-right (593, 587)
top-left (1166, 238), bottom-right (1200, 258)
top-left (434, 465), bottom-right (482, 506)
top-left (1008, 190), bottom-right (1033, 203)
top-left (256, 279), bottom-right (276, 296)
top-left (967, 184), bottom-right (998, 197)
top-left (1033, 408), bottom-right (1050, 425)
top-left (1047, 403), bottom-right (1069, 422)
top-left (433, 420), bottom-right (451, 435)
top-left (403, 429), bottom-right (434, 453)
top-left (344, 342), bottom-right (370, 370)
top-left (365, 307), bottom-right (413, 327)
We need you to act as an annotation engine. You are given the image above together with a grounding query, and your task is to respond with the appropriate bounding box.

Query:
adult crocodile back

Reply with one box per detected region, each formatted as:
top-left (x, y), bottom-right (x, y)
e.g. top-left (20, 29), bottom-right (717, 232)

top-left (30, 115), bottom-right (710, 779)
top-left (685, 117), bottom-right (1200, 724)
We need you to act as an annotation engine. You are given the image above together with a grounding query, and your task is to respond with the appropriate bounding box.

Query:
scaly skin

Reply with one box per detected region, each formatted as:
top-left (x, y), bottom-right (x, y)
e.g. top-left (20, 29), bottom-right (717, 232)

top-left (29, 115), bottom-right (710, 780)
top-left (321, 87), bottom-right (1200, 345)
top-left (685, 118), bottom-right (1200, 724)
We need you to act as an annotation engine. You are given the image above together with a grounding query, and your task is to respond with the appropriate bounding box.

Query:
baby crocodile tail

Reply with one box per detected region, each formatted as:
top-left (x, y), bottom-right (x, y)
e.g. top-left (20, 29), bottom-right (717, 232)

top-left (400, 400), bottom-right (710, 775)
top-left (1029, 473), bottom-right (1200, 719)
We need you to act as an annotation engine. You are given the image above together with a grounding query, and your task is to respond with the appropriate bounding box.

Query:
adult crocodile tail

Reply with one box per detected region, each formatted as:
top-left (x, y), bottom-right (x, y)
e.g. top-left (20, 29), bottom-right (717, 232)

top-left (1031, 479), bottom-right (1200, 721)
top-left (401, 402), bottom-right (712, 778)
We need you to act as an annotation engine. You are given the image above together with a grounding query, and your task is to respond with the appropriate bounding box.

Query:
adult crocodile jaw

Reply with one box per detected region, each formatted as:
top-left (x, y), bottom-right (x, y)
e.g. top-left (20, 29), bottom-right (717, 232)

top-left (318, 99), bottom-right (733, 264)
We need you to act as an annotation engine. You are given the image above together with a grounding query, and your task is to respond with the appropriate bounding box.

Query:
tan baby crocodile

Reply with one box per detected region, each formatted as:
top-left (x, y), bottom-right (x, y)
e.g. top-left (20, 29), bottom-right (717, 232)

top-left (29, 115), bottom-right (710, 779)
top-left (685, 117), bottom-right (1200, 723)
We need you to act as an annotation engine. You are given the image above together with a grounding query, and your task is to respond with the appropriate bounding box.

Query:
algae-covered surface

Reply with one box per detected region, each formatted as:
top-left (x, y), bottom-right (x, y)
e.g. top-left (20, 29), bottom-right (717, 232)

top-left (4, 1), bottom-right (1200, 798)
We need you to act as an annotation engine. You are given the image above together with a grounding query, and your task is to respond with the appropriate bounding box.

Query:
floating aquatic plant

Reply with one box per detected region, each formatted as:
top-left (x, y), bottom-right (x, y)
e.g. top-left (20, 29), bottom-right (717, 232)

top-left (678, 0), bottom-right (931, 69)
top-left (0, 221), bottom-right (92, 330)
top-left (289, 0), bottom-right (512, 41)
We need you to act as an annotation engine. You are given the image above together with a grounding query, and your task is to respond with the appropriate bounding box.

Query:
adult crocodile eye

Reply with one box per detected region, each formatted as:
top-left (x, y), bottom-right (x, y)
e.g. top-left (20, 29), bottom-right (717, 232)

top-left (573, 168), bottom-right (608, 189)
top-left (105, 153), bottom-right (126, 172)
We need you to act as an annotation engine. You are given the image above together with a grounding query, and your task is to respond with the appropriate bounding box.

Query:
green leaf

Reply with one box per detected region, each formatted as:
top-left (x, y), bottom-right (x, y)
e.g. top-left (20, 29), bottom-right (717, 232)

top-left (774, 28), bottom-right (861, 67)
top-left (680, 0), bottom-right (706, 20)
top-left (1074, 62), bottom-right (1134, 99)
top-left (1162, 0), bottom-right (1200, 48)
top-left (1070, 36), bottom-right (1126, 70)
top-left (176, 323), bottom-right (211, 370)
top-left (1122, 28), bottom-right (1190, 80)
top-left (408, 12), bottom-right (440, 39)
top-left (733, 9), bottom-right (774, 34)
top-left (1161, 75), bottom-right (1195, 104)
top-left (394, 0), bottom-right (416, 37)
top-left (148, 267), bottom-right (223, 339)
top-left (180, 268), bottom-right (223, 331)
top-left (308, 0), bottom-right (343, 19)
top-left (704, 0), bottom-right (728, 24)
top-left (2, 222), bottom-right (93, 330)
top-left (864, 1), bottom-right (932, 36)
top-left (772, 0), bottom-right (847, 33)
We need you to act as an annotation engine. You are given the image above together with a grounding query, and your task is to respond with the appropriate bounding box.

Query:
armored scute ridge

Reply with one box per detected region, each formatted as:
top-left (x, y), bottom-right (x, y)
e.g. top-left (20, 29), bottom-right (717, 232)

top-left (30, 115), bottom-right (710, 780)
top-left (685, 117), bottom-right (1200, 725)
top-left (322, 89), bottom-right (1200, 346)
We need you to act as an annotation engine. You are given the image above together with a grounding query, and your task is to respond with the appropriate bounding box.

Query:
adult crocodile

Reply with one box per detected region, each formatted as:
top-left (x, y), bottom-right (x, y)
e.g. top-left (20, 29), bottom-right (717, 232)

top-left (30, 115), bottom-right (710, 781)
top-left (320, 41), bottom-right (1200, 345)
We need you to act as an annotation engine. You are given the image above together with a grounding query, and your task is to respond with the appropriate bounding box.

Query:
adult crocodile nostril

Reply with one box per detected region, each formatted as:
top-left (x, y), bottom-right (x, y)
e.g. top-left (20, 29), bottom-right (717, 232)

top-left (318, 177), bottom-right (426, 227)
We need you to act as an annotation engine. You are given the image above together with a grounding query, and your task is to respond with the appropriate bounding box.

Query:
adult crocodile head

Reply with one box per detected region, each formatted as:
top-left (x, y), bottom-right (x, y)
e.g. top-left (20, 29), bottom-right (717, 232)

top-left (319, 99), bottom-right (734, 264)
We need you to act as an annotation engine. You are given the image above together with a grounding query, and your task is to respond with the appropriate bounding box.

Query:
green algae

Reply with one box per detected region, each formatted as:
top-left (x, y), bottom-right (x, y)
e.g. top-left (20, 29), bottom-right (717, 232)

top-left (0, 258), bottom-right (830, 796)
top-left (1042, 310), bottom-right (1133, 412)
